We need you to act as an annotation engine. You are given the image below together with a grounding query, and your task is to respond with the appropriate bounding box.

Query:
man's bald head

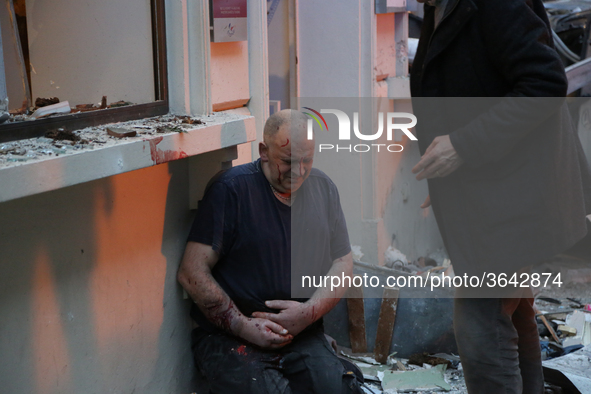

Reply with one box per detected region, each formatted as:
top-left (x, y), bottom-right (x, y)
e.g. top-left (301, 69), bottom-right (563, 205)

top-left (259, 109), bottom-right (315, 194)
top-left (263, 109), bottom-right (309, 145)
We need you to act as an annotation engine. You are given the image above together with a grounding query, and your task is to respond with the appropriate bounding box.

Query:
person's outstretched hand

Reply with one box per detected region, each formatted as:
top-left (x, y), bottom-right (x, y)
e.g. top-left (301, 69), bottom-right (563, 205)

top-left (412, 135), bottom-right (463, 180)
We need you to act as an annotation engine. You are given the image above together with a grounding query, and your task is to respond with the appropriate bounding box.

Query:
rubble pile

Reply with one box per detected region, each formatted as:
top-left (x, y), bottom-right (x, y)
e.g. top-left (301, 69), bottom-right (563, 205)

top-left (343, 250), bottom-right (591, 393)
top-left (533, 261), bottom-right (591, 394)
top-left (340, 351), bottom-right (466, 394)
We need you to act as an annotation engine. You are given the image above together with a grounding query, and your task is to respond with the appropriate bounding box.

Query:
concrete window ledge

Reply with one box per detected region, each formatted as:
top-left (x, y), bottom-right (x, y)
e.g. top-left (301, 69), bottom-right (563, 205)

top-left (386, 76), bottom-right (411, 99)
top-left (0, 110), bottom-right (256, 204)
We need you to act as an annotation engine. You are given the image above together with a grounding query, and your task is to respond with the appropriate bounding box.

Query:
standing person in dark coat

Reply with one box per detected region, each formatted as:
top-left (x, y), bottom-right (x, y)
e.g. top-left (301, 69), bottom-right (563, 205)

top-left (410, 0), bottom-right (591, 393)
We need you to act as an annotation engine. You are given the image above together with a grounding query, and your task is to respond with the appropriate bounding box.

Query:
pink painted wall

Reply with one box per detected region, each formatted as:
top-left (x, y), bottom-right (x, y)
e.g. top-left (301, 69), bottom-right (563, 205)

top-left (376, 13), bottom-right (397, 79)
top-left (210, 41), bottom-right (250, 107)
top-left (0, 160), bottom-right (198, 393)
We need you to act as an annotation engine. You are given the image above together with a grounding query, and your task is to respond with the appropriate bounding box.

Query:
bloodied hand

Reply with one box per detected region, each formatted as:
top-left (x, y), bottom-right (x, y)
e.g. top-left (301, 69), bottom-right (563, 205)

top-left (235, 316), bottom-right (294, 349)
top-left (251, 300), bottom-right (317, 337)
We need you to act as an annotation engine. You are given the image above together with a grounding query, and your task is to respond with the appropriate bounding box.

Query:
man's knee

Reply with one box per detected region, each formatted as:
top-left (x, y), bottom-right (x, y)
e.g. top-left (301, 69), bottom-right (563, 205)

top-left (283, 331), bottom-right (363, 394)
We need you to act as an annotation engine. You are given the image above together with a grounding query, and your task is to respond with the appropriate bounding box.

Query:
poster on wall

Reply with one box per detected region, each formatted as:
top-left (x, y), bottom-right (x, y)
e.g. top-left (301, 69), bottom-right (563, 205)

top-left (211, 0), bottom-right (248, 42)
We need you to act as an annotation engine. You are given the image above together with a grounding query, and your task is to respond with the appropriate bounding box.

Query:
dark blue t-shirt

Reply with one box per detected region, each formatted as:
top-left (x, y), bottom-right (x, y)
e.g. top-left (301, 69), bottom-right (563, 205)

top-left (187, 159), bottom-right (350, 332)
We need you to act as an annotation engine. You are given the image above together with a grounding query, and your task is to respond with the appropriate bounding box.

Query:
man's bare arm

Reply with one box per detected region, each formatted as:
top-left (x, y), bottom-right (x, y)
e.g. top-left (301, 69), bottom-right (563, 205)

top-left (252, 251), bottom-right (353, 336)
top-left (177, 241), bottom-right (293, 348)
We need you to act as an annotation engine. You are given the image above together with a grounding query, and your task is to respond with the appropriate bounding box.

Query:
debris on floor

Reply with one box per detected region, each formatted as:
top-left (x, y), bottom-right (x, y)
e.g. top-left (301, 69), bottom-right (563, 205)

top-left (381, 246), bottom-right (453, 279)
top-left (381, 364), bottom-right (452, 392)
top-left (384, 246), bottom-right (409, 270)
top-left (563, 310), bottom-right (591, 347)
top-left (351, 245), bottom-right (364, 262)
top-left (340, 256), bottom-right (591, 394)
top-left (543, 345), bottom-right (591, 394)
top-left (341, 349), bottom-right (466, 394)
top-left (408, 352), bottom-right (453, 369)
top-left (533, 257), bottom-right (591, 393)
top-left (534, 258), bottom-right (591, 354)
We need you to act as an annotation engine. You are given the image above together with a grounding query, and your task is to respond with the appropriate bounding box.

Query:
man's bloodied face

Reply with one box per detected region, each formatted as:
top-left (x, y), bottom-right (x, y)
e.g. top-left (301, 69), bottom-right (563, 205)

top-left (263, 123), bottom-right (315, 194)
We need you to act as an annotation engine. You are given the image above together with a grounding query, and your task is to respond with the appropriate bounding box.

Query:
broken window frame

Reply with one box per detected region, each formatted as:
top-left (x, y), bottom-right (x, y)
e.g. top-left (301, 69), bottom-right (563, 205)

top-left (0, 0), bottom-right (169, 144)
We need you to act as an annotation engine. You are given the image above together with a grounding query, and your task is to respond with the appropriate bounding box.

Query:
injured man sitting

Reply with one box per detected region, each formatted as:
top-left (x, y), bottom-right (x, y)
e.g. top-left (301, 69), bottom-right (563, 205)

top-left (177, 109), bottom-right (363, 393)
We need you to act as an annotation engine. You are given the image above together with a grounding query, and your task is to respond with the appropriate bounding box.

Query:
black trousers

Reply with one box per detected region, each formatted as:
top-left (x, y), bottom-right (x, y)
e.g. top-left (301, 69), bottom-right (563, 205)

top-left (191, 326), bottom-right (363, 394)
top-left (454, 287), bottom-right (544, 394)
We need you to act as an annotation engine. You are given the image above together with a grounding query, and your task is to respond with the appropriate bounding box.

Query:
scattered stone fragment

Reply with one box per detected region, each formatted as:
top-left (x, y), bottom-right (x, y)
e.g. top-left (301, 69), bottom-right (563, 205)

top-left (0, 146), bottom-right (17, 155)
top-left (107, 127), bottom-right (137, 139)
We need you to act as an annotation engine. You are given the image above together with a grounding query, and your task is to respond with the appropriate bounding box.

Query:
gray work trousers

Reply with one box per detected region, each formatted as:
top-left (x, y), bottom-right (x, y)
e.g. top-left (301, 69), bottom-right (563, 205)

top-left (454, 287), bottom-right (544, 394)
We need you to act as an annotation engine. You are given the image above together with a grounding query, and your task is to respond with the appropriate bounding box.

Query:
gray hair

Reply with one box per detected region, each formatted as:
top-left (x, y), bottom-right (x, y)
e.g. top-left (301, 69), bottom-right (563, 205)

top-left (263, 109), bottom-right (309, 142)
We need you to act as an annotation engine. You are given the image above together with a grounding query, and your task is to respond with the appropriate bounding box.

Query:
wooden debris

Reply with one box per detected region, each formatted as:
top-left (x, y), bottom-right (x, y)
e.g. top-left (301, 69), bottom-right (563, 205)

top-left (346, 279), bottom-right (367, 353)
top-left (34, 97), bottom-right (60, 108)
top-left (73, 103), bottom-right (101, 113)
top-left (212, 98), bottom-right (250, 112)
top-left (557, 325), bottom-right (577, 337)
top-left (536, 306), bottom-right (562, 344)
top-left (374, 287), bottom-right (399, 364)
top-left (9, 100), bottom-right (28, 115)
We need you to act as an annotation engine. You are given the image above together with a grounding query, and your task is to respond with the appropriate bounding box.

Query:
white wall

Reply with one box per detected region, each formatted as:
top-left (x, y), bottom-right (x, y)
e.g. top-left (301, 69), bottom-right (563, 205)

top-left (26, 0), bottom-right (155, 105)
top-left (297, 2), bottom-right (443, 265)
top-left (298, 0), bottom-right (374, 98)
top-left (0, 161), bottom-right (197, 394)
top-left (267, 0), bottom-right (290, 109)
top-left (0, 2), bottom-right (28, 110)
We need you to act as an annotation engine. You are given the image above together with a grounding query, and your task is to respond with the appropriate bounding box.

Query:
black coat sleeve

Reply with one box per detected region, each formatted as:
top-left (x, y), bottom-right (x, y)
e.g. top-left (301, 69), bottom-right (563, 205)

top-left (449, 0), bottom-right (568, 168)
